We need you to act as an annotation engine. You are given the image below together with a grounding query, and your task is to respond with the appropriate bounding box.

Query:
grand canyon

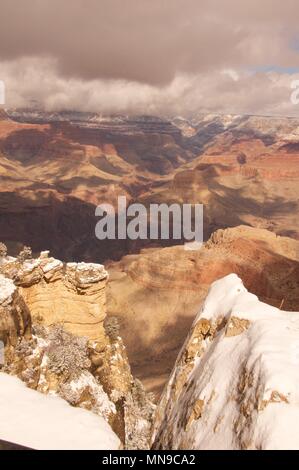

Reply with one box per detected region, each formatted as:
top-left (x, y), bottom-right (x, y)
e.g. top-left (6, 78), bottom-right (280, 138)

top-left (1, 0), bottom-right (299, 454)
top-left (0, 109), bottom-right (299, 449)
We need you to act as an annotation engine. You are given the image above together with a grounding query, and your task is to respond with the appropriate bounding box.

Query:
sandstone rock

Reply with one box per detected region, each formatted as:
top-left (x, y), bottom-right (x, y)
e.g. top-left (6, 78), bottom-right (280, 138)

top-left (225, 316), bottom-right (250, 337)
top-left (0, 274), bottom-right (31, 348)
top-left (13, 256), bottom-right (109, 342)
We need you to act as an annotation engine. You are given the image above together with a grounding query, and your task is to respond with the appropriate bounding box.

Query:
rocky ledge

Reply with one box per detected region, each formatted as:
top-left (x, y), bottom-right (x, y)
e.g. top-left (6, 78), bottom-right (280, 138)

top-left (0, 248), bottom-right (154, 450)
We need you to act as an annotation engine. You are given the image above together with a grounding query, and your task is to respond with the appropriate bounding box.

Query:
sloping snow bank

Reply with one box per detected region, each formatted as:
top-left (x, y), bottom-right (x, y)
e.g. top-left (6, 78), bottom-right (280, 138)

top-left (152, 274), bottom-right (299, 450)
top-left (0, 373), bottom-right (120, 450)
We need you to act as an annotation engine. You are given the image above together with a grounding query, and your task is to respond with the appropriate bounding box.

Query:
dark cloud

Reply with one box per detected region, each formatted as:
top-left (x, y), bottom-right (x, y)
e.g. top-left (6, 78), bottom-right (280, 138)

top-left (0, 0), bottom-right (298, 115)
top-left (0, 0), bottom-right (298, 84)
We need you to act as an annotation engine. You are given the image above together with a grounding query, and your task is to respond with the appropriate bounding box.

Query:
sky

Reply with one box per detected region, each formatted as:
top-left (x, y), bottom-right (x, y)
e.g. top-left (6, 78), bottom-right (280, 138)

top-left (1, 0), bottom-right (299, 116)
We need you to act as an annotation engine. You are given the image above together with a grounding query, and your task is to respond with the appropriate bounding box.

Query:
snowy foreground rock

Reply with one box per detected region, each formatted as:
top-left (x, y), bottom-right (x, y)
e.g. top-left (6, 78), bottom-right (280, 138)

top-left (152, 274), bottom-right (299, 450)
top-left (0, 373), bottom-right (120, 450)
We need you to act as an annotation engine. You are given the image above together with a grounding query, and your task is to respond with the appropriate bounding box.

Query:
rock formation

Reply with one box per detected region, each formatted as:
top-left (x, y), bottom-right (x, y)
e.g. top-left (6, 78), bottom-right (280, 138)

top-left (152, 274), bottom-right (299, 450)
top-left (0, 249), bottom-right (154, 450)
top-left (107, 226), bottom-right (299, 394)
top-left (0, 273), bottom-right (31, 348)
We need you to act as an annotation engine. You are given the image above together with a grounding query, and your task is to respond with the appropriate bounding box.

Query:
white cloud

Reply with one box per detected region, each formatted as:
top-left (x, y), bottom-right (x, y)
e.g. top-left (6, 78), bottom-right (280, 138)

top-left (222, 69), bottom-right (239, 82)
top-left (1, 57), bottom-right (299, 117)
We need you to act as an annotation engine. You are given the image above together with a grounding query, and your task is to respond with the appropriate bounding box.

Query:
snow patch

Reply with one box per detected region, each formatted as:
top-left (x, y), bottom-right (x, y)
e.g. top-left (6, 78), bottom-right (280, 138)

top-left (0, 372), bottom-right (120, 450)
top-left (0, 274), bottom-right (16, 305)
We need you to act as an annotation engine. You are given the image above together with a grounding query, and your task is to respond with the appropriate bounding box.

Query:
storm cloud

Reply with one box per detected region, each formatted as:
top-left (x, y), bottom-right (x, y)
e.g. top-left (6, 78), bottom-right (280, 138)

top-left (0, 0), bottom-right (299, 115)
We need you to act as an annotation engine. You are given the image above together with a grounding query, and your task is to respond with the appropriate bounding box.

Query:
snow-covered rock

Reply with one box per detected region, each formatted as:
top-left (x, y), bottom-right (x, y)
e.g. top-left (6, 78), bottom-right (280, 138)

top-left (0, 274), bottom-right (31, 347)
top-left (0, 372), bottom-right (120, 450)
top-left (152, 274), bottom-right (299, 450)
top-left (0, 275), bottom-right (16, 306)
top-left (0, 250), bottom-right (154, 449)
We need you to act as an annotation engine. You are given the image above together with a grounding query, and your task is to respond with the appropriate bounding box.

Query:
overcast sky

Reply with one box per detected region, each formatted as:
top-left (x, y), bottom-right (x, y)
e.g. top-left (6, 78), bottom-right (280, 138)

top-left (1, 0), bottom-right (299, 116)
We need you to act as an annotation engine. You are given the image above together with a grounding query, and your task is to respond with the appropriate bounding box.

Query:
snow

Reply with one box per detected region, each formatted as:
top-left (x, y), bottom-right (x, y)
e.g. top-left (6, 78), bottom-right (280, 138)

top-left (76, 262), bottom-right (105, 271)
top-left (21, 258), bottom-right (41, 273)
top-left (153, 274), bottom-right (299, 450)
top-left (0, 274), bottom-right (16, 305)
top-left (67, 262), bottom-right (105, 272)
top-left (66, 262), bottom-right (108, 283)
top-left (0, 372), bottom-right (120, 450)
top-left (66, 370), bottom-right (116, 419)
top-left (41, 258), bottom-right (63, 273)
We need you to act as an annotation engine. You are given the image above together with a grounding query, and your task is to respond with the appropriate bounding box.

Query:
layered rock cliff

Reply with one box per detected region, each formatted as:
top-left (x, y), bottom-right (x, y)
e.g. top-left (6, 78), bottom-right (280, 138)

top-left (1, 112), bottom-right (299, 265)
top-left (0, 249), bottom-right (154, 449)
top-left (152, 274), bottom-right (299, 450)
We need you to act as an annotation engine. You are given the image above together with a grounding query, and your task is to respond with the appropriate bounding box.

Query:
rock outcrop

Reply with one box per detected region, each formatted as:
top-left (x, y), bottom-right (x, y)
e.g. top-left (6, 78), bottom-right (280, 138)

top-left (0, 273), bottom-right (31, 348)
top-left (0, 250), bottom-right (154, 449)
top-left (15, 255), bottom-right (108, 342)
top-left (152, 274), bottom-right (299, 450)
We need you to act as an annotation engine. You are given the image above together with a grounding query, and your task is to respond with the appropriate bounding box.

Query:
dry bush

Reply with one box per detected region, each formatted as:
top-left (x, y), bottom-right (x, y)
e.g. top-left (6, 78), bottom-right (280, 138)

top-left (104, 316), bottom-right (120, 341)
top-left (17, 246), bottom-right (32, 263)
top-left (46, 325), bottom-right (91, 379)
top-left (124, 378), bottom-right (156, 450)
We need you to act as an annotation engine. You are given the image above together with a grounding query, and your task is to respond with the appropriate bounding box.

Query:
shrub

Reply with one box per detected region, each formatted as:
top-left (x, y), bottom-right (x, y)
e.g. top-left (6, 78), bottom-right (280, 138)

top-left (17, 246), bottom-right (33, 263)
top-left (46, 325), bottom-right (91, 379)
top-left (124, 378), bottom-right (156, 450)
top-left (104, 316), bottom-right (120, 341)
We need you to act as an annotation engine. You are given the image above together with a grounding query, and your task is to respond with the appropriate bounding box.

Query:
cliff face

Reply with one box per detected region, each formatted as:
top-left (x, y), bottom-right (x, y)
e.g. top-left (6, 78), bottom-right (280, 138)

top-left (152, 274), bottom-right (299, 450)
top-left (107, 225), bottom-right (299, 394)
top-left (0, 273), bottom-right (31, 348)
top-left (0, 251), bottom-right (154, 449)
top-left (15, 254), bottom-right (108, 342)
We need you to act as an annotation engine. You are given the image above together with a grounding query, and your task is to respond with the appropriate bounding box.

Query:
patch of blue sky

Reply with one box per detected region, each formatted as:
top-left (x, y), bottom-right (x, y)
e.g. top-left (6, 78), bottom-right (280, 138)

top-left (251, 65), bottom-right (299, 74)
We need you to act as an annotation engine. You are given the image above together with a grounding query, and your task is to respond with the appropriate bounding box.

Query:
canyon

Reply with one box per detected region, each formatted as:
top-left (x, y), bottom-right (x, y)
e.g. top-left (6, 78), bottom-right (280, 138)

top-left (107, 225), bottom-right (299, 394)
top-left (0, 111), bottom-right (298, 262)
top-left (0, 110), bottom-right (299, 449)
top-left (1, 241), bottom-right (299, 449)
